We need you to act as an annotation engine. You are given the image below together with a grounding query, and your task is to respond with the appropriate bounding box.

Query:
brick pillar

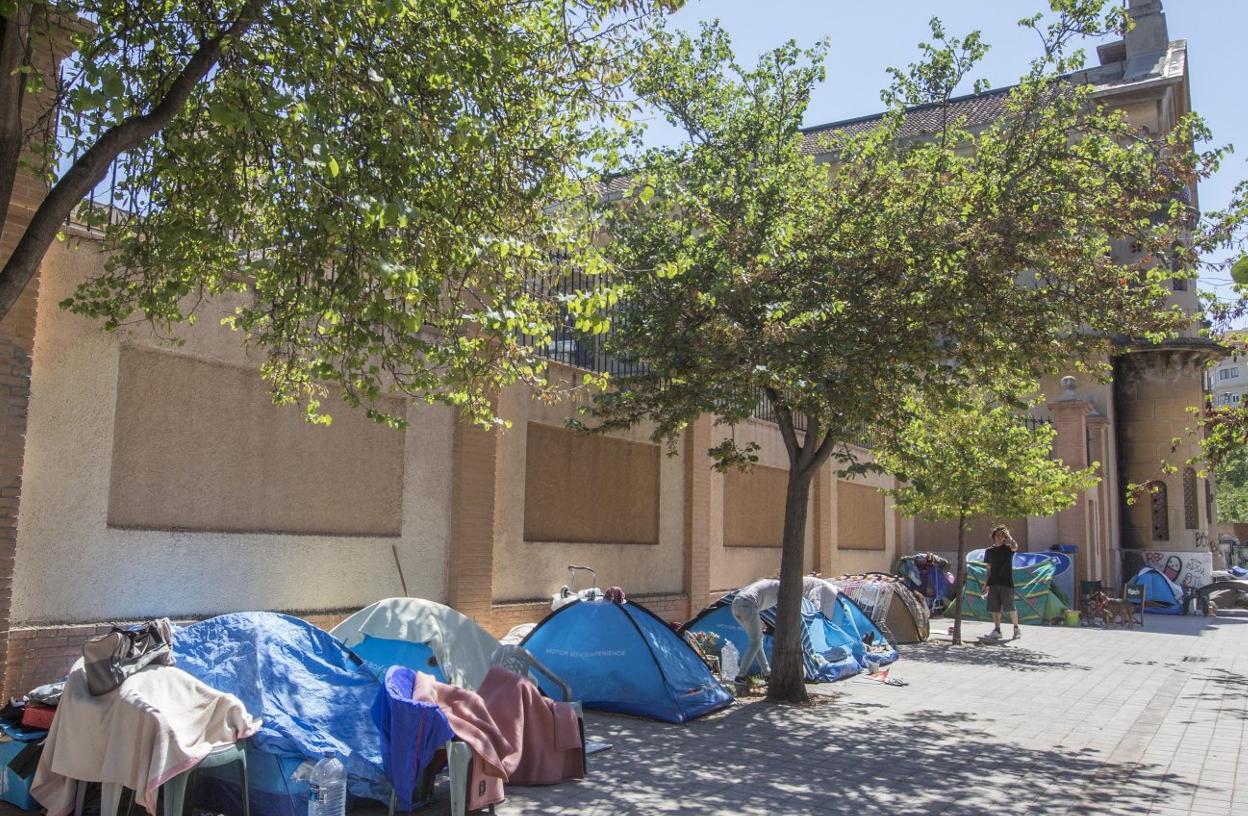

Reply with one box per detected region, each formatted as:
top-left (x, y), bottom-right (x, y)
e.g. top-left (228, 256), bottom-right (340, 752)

top-left (811, 463), bottom-right (835, 576)
top-left (683, 418), bottom-right (712, 617)
top-left (1048, 387), bottom-right (1094, 600)
top-left (0, 274), bottom-right (38, 696)
top-left (0, 175), bottom-right (47, 696)
top-left (1086, 414), bottom-right (1112, 584)
top-left (446, 413), bottom-right (499, 623)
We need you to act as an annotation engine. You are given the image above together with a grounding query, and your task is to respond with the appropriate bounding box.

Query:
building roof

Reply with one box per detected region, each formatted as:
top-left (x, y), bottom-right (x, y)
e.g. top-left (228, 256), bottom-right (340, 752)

top-left (800, 37), bottom-right (1188, 156)
top-left (800, 85), bottom-right (1015, 153)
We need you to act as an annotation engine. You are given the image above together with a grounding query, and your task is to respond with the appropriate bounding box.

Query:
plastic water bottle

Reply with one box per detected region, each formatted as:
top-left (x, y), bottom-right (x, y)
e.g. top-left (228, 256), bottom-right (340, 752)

top-left (721, 641), bottom-right (740, 680)
top-left (307, 752), bottom-right (346, 816)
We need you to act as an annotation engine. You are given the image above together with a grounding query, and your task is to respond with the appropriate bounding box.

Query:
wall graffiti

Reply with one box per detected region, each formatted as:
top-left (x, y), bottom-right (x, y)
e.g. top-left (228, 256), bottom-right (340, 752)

top-left (1122, 550), bottom-right (1213, 588)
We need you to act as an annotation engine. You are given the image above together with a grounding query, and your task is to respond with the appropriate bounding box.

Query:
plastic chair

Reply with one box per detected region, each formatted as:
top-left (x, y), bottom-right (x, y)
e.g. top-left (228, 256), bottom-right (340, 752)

top-left (490, 644), bottom-right (574, 706)
top-left (389, 740), bottom-right (477, 816)
top-left (74, 741), bottom-right (249, 816)
top-left (1124, 584), bottom-right (1146, 628)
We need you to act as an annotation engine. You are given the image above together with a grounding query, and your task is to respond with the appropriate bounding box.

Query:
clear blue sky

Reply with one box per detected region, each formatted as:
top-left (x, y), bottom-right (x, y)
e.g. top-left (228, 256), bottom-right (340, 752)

top-left (647, 0), bottom-right (1247, 299)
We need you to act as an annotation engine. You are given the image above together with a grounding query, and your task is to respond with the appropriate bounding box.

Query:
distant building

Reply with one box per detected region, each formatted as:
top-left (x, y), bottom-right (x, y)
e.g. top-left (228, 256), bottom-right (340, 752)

top-left (1207, 343), bottom-right (1247, 408)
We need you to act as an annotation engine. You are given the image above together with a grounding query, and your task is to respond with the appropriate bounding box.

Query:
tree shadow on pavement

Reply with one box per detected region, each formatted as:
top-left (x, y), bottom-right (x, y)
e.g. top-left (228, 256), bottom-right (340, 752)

top-left (498, 701), bottom-right (1190, 816)
top-left (1179, 667), bottom-right (1248, 722)
top-left (899, 640), bottom-right (1090, 673)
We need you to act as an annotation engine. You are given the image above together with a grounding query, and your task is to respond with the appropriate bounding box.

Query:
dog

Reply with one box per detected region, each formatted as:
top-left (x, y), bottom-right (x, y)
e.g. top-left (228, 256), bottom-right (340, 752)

top-left (1088, 591), bottom-right (1136, 628)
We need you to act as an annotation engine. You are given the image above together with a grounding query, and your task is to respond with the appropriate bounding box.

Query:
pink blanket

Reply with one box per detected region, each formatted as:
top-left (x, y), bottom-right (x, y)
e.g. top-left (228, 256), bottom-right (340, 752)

top-left (410, 671), bottom-right (514, 811)
top-left (477, 667), bottom-right (584, 786)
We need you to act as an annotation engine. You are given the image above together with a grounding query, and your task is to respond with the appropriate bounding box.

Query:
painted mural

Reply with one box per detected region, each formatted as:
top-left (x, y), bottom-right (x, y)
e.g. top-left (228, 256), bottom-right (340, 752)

top-left (1122, 550), bottom-right (1213, 588)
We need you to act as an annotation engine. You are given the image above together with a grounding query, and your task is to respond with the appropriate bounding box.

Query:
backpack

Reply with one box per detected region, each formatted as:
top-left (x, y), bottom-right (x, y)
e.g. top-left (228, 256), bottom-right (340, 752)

top-left (82, 618), bottom-right (175, 696)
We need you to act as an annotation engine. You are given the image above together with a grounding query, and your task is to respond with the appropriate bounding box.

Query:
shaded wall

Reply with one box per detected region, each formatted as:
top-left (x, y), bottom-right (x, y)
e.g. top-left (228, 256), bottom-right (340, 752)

top-left (12, 239), bottom-right (454, 624)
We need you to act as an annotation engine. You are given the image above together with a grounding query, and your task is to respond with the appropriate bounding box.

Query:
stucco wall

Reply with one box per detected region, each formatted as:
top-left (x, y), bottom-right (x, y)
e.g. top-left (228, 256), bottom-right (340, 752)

top-left (12, 239), bottom-right (454, 624)
top-left (491, 378), bottom-right (685, 602)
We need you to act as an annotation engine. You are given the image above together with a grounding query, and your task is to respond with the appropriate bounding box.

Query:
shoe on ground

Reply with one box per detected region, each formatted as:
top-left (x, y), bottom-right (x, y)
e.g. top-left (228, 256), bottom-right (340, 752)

top-left (984, 628), bottom-right (1002, 640)
top-left (1013, 627), bottom-right (1022, 640)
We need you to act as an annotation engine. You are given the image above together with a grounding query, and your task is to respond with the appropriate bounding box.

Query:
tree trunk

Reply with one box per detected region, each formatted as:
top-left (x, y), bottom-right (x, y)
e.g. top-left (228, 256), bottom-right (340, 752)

top-left (951, 511), bottom-right (968, 645)
top-left (0, 3), bottom-right (31, 243)
top-left (765, 465), bottom-right (814, 704)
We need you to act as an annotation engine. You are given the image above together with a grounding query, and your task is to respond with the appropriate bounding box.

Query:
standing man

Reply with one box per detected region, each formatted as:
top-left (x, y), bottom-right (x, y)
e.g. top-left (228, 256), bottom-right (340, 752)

top-left (730, 577), bottom-right (780, 684)
top-left (984, 525), bottom-right (1020, 640)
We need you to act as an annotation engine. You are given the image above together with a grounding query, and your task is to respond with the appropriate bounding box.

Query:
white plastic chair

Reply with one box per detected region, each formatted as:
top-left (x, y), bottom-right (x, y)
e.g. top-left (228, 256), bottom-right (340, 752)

top-left (74, 741), bottom-right (249, 816)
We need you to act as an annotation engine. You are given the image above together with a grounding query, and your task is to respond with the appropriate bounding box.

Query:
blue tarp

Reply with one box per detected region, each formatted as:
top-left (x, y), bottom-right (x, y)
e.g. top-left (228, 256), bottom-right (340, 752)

top-left (172, 612), bottom-right (388, 816)
top-left (520, 599), bottom-right (732, 724)
top-left (1127, 566), bottom-right (1184, 614)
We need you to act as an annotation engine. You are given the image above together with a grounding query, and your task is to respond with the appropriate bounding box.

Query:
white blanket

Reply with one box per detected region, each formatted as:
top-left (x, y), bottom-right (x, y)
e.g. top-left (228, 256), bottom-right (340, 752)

top-left (32, 659), bottom-right (260, 816)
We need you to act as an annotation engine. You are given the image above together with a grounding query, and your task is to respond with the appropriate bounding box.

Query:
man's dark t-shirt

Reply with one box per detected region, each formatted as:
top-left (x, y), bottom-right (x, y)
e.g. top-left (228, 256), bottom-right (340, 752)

top-left (985, 544), bottom-right (1015, 588)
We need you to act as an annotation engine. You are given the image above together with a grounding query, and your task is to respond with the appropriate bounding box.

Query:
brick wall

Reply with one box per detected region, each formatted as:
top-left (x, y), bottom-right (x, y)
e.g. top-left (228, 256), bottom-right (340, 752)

top-left (447, 416), bottom-right (498, 620)
top-left (0, 15), bottom-right (74, 696)
top-left (2, 598), bottom-right (710, 699)
top-left (484, 592), bottom-right (691, 640)
top-left (0, 272), bottom-right (39, 696)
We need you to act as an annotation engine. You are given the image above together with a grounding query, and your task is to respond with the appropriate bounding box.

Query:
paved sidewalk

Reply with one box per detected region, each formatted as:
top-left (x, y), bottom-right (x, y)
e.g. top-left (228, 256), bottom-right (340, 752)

top-left (494, 612), bottom-right (1247, 816)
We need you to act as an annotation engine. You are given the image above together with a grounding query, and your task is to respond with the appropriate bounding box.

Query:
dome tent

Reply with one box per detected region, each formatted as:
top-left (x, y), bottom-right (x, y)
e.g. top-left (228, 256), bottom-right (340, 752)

top-left (832, 574), bottom-right (931, 644)
top-left (1127, 566), bottom-right (1185, 615)
top-left (172, 612), bottom-right (388, 816)
top-left (330, 597), bottom-right (501, 689)
top-left (520, 598), bottom-right (732, 724)
top-left (681, 590), bottom-right (895, 683)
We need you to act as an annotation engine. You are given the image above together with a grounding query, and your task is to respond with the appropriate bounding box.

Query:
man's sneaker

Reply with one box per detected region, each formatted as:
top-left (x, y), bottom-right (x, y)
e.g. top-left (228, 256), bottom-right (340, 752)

top-left (985, 628), bottom-right (1002, 640)
top-left (1013, 626), bottom-right (1022, 640)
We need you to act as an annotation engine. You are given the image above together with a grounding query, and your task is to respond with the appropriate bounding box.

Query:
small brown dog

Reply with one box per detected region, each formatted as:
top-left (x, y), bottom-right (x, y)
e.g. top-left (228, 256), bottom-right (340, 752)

top-left (1089, 591), bottom-right (1136, 627)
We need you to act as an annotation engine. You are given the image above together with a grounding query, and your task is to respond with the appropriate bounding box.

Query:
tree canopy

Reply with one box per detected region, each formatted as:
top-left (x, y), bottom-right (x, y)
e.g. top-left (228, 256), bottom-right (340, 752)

top-left (579, 2), bottom-right (1221, 702)
top-left (0, 0), bottom-right (671, 424)
top-left (874, 392), bottom-right (1098, 643)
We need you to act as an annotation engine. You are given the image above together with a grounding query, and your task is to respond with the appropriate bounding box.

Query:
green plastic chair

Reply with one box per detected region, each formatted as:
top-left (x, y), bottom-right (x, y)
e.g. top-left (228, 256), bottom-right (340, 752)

top-left (75, 741), bottom-right (250, 816)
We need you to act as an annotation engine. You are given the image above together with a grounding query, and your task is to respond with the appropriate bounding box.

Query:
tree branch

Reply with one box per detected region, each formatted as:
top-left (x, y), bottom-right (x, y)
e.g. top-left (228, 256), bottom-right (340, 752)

top-left (766, 386), bottom-right (801, 462)
top-left (0, 0), bottom-right (264, 319)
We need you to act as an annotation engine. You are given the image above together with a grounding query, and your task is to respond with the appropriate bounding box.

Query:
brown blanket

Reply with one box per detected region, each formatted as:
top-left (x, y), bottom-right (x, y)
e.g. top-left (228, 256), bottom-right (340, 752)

top-left (477, 666), bottom-right (583, 786)
top-left (410, 671), bottom-right (514, 811)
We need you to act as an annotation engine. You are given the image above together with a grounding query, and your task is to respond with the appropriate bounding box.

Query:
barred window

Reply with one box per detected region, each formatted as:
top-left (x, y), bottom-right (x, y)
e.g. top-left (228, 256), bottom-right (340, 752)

top-left (1151, 482), bottom-right (1169, 541)
top-left (1184, 468), bottom-right (1199, 530)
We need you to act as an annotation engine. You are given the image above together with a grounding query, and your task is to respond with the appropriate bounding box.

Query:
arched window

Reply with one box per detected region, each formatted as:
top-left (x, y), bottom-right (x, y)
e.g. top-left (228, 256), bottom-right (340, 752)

top-left (1150, 481), bottom-right (1169, 541)
top-left (1183, 468), bottom-right (1199, 530)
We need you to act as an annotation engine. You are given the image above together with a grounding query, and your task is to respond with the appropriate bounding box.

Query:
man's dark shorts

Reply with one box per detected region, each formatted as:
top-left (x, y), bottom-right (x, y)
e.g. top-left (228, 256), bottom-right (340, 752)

top-left (987, 585), bottom-right (1015, 613)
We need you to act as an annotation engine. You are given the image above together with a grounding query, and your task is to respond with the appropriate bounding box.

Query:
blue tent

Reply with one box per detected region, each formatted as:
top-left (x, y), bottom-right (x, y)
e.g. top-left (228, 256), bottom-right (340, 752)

top-left (520, 599), bottom-right (732, 724)
top-left (683, 593), bottom-right (893, 683)
top-left (172, 612), bottom-right (388, 816)
top-left (822, 594), bottom-right (899, 668)
top-left (1127, 566), bottom-right (1185, 614)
